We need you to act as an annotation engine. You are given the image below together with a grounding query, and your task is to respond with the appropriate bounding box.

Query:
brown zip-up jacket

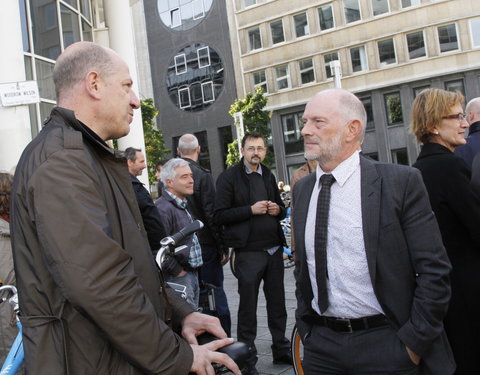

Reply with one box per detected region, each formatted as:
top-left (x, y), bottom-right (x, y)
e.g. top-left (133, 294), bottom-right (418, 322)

top-left (10, 107), bottom-right (194, 374)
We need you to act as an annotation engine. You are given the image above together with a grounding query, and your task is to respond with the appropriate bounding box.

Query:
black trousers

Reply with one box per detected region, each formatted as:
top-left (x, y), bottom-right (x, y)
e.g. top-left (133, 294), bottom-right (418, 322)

top-left (234, 248), bottom-right (289, 362)
top-left (302, 324), bottom-right (420, 375)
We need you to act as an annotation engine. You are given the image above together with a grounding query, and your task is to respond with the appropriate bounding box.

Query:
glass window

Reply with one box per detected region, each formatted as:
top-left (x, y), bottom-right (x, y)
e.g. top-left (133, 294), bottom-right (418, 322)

top-left (62, 0), bottom-right (78, 9)
top-left (344, 0), bottom-right (361, 23)
top-left (175, 54), bottom-right (187, 74)
top-left (201, 81), bottom-right (215, 103)
top-left (324, 52), bottom-right (339, 78)
top-left (384, 92), bottom-right (403, 125)
top-left (401, 0), bottom-right (421, 8)
top-left (40, 101), bottom-right (55, 125)
top-left (248, 27), bottom-right (262, 51)
top-left (276, 65), bottom-right (290, 90)
top-left (80, 0), bottom-right (91, 21)
top-left (299, 59), bottom-right (315, 85)
top-left (445, 79), bottom-right (465, 96)
top-left (470, 18), bottom-right (480, 48)
top-left (61, 5), bottom-right (81, 49)
top-left (391, 148), bottom-right (409, 165)
top-left (197, 46), bottom-right (210, 68)
top-left (438, 24), bottom-right (459, 53)
top-left (19, 0), bottom-right (30, 52)
top-left (318, 4), bottom-right (334, 30)
top-left (157, 0), bottom-right (213, 31)
top-left (36, 60), bottom-right (56, 101)
top-left (194, 130), bottom-right (211, 170)
top-left (378, 38), bottom-right (396, 65)
top-left (413, 85), bottom-right (429, 98)
top-left (360, 97), bottom-right (375, 130)
top-left (24, 56), bottom-right (33, 81)
top-left (245, 0), bottom-right (256, 7)
top-left (350, 46), bottom-right (368, 72)
top-left (30, 0), bottom-right (61, 59)
top-left (270, 20), bottom-right (285, 44)
top-left (281, 112), bottom-right (304, 154)
top-left (406, 31), bottom-right (425, 59)
top-left (364, 152), bottom-right (379, 161)
top-left (294, 13), bottom-right (309, 38)
top-left (178, 87), bottom-right (191, 109)
top-left (253, 70), bottom-right (267, 92)
top-left (167, 43), bottom-right (224, 112)
top-left (82, 20), bottom-right (92, 41)
top-left (218, 126), bottom-right (233, 169)
top-left (372, 0), bottom-right (389, 16)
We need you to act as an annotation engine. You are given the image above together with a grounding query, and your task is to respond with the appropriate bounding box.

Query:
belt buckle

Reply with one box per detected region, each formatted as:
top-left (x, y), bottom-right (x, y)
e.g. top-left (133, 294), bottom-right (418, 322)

top-left (335, 318), bottom-right (353, 333)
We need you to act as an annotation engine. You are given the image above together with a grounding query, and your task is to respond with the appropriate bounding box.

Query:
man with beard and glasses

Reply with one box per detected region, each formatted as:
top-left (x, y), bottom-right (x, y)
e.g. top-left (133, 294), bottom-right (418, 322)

top-left (214, 132), bottom-right (292, 375)
top-left (291, 89), bottom-right (454, 375)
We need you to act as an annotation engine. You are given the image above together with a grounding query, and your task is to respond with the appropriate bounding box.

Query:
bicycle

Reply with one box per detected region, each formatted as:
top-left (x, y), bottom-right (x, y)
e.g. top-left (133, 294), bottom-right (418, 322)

top-left (0, 284), bottom-right (23, 375)
top-left (291, 324), bottom-right (304, 375)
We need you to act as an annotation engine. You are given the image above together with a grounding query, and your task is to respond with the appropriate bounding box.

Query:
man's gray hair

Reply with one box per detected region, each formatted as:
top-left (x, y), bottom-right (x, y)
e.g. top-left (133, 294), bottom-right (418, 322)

top-left (53, 42), bottom-right (115, 100)
top-left (124, 147), bottom-right (141, 162)
top-left (178, 134), bottom-right (199, 155)
top-left (160, 158), bottom-right (190, 185)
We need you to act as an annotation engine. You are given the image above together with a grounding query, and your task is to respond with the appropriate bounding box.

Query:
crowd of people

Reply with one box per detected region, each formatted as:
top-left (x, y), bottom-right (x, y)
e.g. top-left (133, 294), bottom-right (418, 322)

top-left (1, 40), bottom-right (479, 375)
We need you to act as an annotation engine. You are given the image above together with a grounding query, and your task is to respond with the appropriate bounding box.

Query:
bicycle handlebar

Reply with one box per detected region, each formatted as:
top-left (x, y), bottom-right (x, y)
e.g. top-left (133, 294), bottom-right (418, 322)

top-left (160, 220), bottom-right (204, 247)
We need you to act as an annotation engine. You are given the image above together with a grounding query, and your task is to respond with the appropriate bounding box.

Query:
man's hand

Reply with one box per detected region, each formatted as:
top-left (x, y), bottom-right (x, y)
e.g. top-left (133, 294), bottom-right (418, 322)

top-left (190, 339), bottom-right (241, 375)
top-left (182, 312), bottom-right (227, 345)
top-left (251, 200), bottom-right (268, 215)
top-left (406, 346), bottom-right (421, 365)
top-left (267, 201), bottom-right (280, 216)
top-left (220, 251), bottom-right (230, 266)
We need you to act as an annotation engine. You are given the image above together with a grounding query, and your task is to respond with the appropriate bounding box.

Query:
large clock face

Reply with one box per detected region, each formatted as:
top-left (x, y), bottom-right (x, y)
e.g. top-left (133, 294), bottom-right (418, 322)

top-left (157, 0), bottom-right (213, 31)
top-left (166, 43), bottom-right (224, 112)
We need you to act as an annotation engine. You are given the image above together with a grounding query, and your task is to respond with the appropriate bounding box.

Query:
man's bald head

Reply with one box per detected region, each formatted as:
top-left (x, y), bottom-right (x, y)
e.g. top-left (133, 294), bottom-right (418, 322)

top-left (466, 97), bottom-right (480, 125)
top-left (177, 133), bottom-right (200, 160)
top-left (53, 42), bottom-right (117, 101)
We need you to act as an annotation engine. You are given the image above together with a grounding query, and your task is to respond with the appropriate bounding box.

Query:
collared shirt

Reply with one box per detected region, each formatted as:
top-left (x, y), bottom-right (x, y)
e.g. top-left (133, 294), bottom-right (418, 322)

top-left (305, 151), bottom-right (384, 318)
top-left (165, 190), bottom-right (203, 268)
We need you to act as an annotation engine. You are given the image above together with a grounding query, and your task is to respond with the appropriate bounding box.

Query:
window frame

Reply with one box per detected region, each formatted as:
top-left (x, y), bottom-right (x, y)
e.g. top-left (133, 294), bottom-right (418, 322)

top-left (174, 53), bottom-right (187, 75)
top-left (270, 19), bottom-right (285, 45)
top-left (372, 0), bottom-right (389, 17)
top-left (318, 4), bottom-right (335, 31)
top-left (406, 30), bottom-right (426, 60)
top-left (299, 58), bottom-right (315, 85)
top-left (170, 8), bottom-right (181, 28)
top-left (384, 91), bottom-right (404, 126)
top-left (324, 52), bottom-right (339, 79)
top-left (437, 23), bottom-right (460, 53)
top-left (201, 81), bottom-right (215, 103)
top-left (377, 38), bottom-right (396, 66)
top-left (401, 0), bottom-right (421, 8)
top-left (197, 46), bottom-right (211, 68)
top-left (253, 70), bottom-right (267, 92)
top-left (469, 17), bottom-right (480, 48)
top-left (247, 26), bottom-right (262, 51)
top-left (275, 64), bottom-right (291, 91)
top-left (192, 0), bottom-right (205, 20)
top-left (293, 12), bottom-right (309, 38)
top-left (343, 0), bottom-right (361, 24)
top-left (350, 45), bottom-right (368, 73)
top-left (178, 87), bottom-right (191, 109)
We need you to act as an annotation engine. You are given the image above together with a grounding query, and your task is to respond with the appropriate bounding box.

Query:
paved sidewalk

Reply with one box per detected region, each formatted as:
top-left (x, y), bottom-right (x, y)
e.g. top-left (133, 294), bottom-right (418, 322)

top-left (223, 262), bottom-right (297, 375)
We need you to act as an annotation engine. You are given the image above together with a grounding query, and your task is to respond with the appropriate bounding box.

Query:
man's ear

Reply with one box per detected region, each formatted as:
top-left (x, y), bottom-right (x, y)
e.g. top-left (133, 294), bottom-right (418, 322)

top-left (196, 146), bottom-right (201, 155)
top-left (85, 71), bottom-right (102, 99)
top-left (347, 120), bottom-right (362, 141)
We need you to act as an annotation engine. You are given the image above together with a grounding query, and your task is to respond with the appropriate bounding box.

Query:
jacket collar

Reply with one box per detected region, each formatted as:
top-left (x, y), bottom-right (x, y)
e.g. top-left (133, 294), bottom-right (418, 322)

top-left (47, 107), bottom-right (124, 159)
top-left (416, 142), bottom-right (452, 160)
top-left (468, 121), bottom-right (480, 136)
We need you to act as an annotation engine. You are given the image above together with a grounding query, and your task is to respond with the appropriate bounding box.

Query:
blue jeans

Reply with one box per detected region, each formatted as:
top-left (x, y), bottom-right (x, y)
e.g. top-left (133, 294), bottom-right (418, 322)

top-left (167, 270), bottom-right (199, 309)
top-left (198, 245), bottom-right (231, 336)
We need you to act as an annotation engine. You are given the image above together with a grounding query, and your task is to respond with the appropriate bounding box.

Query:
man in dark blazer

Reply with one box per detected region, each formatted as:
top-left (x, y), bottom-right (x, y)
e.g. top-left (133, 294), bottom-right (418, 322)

top-left (292, 89), bottom-right (454, 375)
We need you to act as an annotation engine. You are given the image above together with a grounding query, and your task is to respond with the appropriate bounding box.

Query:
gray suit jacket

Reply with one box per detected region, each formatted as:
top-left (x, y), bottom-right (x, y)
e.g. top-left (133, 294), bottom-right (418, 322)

top-left (292, 155), bottom-right (455, 375)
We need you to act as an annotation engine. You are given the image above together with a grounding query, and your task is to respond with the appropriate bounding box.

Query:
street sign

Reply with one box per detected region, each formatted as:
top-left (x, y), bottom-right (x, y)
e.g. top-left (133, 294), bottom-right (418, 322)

top-left (0, 81), bottom-right (40, 107)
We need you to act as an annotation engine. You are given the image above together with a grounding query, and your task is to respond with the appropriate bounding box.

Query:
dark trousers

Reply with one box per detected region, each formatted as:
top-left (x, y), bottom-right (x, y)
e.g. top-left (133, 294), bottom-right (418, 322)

top-left (235, 248), bottom-right (289, 363)
top-left (303, 324), bottom-right (420, 375)
top-left (198, 245), bottom-right (231, 336)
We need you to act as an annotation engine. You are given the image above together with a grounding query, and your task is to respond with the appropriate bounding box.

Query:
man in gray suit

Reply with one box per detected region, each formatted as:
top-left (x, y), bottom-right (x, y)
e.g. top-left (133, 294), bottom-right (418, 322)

top-left (292, 89), bottom-right (454, 374)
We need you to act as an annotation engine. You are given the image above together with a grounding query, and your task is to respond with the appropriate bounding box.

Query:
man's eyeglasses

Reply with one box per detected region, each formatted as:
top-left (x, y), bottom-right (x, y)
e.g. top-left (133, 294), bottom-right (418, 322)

top-left (245, 146), bottom-right (266, 153)
top-left (442, 113), bottom-right (467, 122)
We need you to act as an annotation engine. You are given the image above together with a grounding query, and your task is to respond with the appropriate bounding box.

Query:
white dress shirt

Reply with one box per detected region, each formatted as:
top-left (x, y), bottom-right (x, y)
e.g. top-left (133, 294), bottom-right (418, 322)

top-left (305, 151), bottom-right (384, 318)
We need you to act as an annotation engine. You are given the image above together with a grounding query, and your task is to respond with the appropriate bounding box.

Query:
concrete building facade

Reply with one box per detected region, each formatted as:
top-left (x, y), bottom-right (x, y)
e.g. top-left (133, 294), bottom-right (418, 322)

top-left (143, 0), bottom-right (238, 178)
top-left (226, 0), bottom-right (480, 183)
top-left (0, 0), bottom-right (150, 185)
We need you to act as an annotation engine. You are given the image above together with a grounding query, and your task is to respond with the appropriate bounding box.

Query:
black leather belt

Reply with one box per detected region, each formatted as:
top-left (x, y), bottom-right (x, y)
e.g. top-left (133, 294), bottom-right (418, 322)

top-left (302, 313), bottom-right (389, 333)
